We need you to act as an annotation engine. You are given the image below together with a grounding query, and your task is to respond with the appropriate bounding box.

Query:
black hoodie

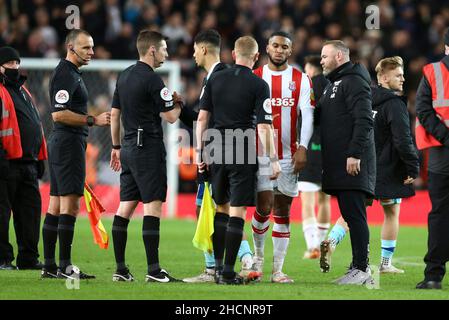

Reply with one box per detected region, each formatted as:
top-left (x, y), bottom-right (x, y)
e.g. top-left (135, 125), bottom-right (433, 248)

top-left (372, 85), bottom-right (419, 198)
top-left (317, 61), bottom-right (376, 196)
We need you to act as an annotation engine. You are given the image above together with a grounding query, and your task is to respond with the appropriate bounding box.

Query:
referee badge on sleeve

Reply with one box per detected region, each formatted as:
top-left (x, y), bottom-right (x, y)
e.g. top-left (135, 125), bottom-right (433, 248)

top-left (55, 90), bottom-right (69, 104)
top-left (160, 87), bottom-right (174, 107)
top-left (263, 98), bottom-right (272, 114)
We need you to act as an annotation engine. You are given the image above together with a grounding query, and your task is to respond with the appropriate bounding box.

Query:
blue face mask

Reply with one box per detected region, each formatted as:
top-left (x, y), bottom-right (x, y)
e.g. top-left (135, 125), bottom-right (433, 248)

top-left (2, 66), bottom-right (20, 82)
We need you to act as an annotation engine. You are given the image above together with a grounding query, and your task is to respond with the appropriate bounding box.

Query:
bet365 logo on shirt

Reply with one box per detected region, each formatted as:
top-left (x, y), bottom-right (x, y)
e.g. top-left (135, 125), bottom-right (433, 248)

top-left (271, 98), bottom-right (295, 107)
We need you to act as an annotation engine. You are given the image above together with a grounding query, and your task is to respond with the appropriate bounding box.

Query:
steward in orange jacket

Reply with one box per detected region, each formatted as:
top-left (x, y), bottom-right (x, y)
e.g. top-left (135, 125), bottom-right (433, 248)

top-left (0, 46), bottom-right (47, 270)
top-left (415, 28), bottom-right (449, 289)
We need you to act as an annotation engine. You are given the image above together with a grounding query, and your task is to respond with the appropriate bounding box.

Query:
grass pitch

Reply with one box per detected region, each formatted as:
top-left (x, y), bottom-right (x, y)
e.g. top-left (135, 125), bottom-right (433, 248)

top-left (1, 217), bottom-right (447, 300)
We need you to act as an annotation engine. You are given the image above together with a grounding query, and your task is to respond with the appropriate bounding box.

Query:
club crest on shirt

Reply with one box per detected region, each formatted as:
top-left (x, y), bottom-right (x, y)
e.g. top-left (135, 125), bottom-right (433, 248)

top-left (288, 81), bottom-right (296, 91)
top-left (55, 90), bottom-right (69, 104)
top-left (330, 80), bottom-right (342, 99)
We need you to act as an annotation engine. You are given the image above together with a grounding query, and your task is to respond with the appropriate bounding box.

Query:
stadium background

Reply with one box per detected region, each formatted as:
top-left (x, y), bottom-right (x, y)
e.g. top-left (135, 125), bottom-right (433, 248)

top-left (1, 0), bottom-right (448, 223)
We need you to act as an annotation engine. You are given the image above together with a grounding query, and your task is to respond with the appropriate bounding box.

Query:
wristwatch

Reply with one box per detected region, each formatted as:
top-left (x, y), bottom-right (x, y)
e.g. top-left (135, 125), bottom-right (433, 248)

top-left (86, 115), bottom-right (95, 127)
top-left (112, 145), bottom-right (121, 150)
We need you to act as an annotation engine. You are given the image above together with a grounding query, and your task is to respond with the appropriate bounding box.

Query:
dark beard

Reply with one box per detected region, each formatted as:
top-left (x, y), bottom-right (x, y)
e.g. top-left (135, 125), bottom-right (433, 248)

top-left (268, 55), bottom-right (287, 67)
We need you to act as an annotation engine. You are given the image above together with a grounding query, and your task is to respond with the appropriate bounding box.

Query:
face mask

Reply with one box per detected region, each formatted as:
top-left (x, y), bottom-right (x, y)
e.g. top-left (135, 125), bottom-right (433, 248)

top-left (2, 66), bottom-right (20, 82)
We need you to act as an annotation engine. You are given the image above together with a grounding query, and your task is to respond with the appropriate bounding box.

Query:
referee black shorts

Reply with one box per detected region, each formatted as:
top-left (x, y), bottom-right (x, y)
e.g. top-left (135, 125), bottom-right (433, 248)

top-left (120, 138), bottom-right (167, 203)
top-left (210, 163), bottom-right (257, 207)
top-left (48, 131), bottom-right (86, 196)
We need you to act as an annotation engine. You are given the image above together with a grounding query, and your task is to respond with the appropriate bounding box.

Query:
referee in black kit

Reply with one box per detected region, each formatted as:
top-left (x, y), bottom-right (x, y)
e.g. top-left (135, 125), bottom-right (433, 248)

top-left (41, 29), bottom-right (111, 279)
top-left (196, 36), bottom-right (281, 285)
top-left (109, 30), bottom-right (183, 282)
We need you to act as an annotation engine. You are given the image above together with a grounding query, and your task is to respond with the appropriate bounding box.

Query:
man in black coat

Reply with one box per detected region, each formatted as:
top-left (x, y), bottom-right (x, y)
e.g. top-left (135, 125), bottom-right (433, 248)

top-left (415, 28), bottom-right (449, 290)
top-left (317, 40), bottom-right (375, 285)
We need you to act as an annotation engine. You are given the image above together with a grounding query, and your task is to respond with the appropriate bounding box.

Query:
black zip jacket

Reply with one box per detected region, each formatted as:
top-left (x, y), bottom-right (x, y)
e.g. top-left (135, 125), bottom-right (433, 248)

top-left (372, 85), bottom-right (419, 198)
top-left (317, 61), bottom-right (376, 196)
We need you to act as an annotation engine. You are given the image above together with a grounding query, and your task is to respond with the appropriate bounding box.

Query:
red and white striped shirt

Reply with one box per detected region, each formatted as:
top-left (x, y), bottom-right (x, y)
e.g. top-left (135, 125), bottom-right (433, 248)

top-left (254, 64), bottom-right (314, 160)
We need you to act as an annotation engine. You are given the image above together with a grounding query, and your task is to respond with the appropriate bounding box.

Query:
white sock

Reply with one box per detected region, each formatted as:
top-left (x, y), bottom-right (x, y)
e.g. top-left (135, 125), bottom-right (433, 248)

top-left (302, 217), bottom-right (319, 250)
top-left (241, 253), bottom-right (253, 269)
top-left (317, 222), bottom-right (330, 244)
top-left (251, 210), bottom-right (270, 258)
top-left (272, 216), bottom-right (290, 274)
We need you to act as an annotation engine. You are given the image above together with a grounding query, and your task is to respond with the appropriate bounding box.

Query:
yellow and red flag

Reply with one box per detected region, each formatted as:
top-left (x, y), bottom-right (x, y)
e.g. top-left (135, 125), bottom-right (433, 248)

top-left (192, 182), bottom-right (215, 253)
top-left (84, 182), bottom-right (109, 249)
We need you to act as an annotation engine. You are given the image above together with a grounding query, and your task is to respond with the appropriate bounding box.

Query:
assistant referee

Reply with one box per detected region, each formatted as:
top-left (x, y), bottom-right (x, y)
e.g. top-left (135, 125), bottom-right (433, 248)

top-left (41, 29), bottom-right (111, 280)
top-left (109, 30), bottom-right (182, 282)
top-left (196, 36), bottom-right (280, 285)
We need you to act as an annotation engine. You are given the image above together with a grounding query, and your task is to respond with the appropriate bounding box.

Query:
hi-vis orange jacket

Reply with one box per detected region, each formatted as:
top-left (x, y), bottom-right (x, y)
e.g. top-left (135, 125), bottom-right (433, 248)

top-left (416, 62), bottom-right (449, 150)
top-left (0, 83), bottom-right (47, 160)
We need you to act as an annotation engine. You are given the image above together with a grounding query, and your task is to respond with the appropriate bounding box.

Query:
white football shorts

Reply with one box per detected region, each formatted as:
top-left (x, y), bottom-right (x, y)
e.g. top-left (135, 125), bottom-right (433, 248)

top-left (256, 157), bottom-right (298, 197)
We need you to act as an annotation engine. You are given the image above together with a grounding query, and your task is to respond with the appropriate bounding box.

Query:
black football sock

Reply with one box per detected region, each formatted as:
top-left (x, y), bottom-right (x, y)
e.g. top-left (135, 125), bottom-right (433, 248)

top-left (143, 215), bottom-right (161, 276)
top-left (58, 214), bottom-right (76, 271)
top-left (212, 212), bottom-right (229, 273)
top-left (42, 213), bottom-right (59, 269)
top-left (223, 217), bottom-right (244, 279)
top-left (112, 215), bottom-right (130, 272)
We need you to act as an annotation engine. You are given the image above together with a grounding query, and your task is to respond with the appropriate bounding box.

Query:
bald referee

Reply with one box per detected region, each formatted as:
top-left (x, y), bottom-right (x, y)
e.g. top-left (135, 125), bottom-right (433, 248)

top-left (41, 29), bottom-right (111, 280)
top-left (197, 36), bottom-right (281, 285)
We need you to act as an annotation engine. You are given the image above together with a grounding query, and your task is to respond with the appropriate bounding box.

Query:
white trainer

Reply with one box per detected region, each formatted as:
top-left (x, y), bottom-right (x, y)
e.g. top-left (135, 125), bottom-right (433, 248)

top-left (271, 271), bottom-right (294, 284)
top-left (182, 269), bottom-right (215, 283)
top-left (335, 268), bottom-right (374, 285)
top-left (379, 265), bottom-right (405, 274)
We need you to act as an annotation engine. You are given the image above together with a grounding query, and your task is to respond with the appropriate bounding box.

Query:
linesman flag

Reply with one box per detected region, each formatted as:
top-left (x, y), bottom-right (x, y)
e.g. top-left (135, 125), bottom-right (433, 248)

top-left (84, 182), bottom-right (109, 249)
top-left (192, 182), bottom-right (215, 253)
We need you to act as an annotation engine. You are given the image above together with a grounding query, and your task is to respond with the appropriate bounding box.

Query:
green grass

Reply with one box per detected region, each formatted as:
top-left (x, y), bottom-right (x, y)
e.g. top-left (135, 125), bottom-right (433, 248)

top-left (0, 217), bottom-right (447, 300)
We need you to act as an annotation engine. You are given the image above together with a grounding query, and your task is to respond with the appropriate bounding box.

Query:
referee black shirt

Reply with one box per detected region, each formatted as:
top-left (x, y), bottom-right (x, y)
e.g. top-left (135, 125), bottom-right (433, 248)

top-left (112, 61), bottom-right (174, 140)
top-left (200, 64), bottom-right (272, 163)
top-left (200, 64), bottom-right (271, 130)
top-left (49, 59), bottom-right (88, 136)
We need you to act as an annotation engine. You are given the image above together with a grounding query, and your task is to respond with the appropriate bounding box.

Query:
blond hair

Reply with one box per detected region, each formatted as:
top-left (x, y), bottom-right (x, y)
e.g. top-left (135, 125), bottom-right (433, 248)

top-left (375, 56), bottom-right (403, 76)
top-left (234, 36), bottom-right (258, 59)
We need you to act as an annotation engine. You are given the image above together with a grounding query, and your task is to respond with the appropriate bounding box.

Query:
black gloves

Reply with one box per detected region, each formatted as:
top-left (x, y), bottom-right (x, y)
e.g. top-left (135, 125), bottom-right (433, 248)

top-left (37, 160), bottom-right (45, 179)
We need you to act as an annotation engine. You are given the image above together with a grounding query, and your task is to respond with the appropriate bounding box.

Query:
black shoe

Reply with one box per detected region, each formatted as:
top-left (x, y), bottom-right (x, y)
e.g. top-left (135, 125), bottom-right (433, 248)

top-left (0, 261), bottom-right (17, 270)
top-left (216, 274), bottom-right (246, 285)
top-left (18, 261), bottom-right (44, 270)
top-left (113, 268), bottom-right (134, 282)
top-left (145, 269), bottom-right (181, 283)
top-left (57, 265), bottom-right (96, 280)
top-left (41, 266), bottom-right (59, 279)
top-left (416, 280), bottom-right (442, 289)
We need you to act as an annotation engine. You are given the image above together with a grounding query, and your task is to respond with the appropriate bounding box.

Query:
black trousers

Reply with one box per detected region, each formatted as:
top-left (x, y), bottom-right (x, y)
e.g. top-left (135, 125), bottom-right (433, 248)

top-left (335, 190), bottom-right (370, 271)
top-left (0, 161), bottom-right (41, 265)
top-left (424, 172), bottom-right (449, 282)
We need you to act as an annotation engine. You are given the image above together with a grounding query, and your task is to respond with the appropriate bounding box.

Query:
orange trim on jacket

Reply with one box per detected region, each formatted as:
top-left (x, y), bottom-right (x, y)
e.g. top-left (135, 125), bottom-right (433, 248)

top-left (0, 83), bottom-right (47, 160)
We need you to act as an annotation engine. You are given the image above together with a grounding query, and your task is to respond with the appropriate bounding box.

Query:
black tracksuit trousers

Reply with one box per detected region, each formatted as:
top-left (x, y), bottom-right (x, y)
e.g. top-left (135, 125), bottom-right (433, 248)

top-left (0, 161), bottom-right (41, 266)
top-left (423, 172), bottom-right (449, 282)
top-left (335, 190), bottom-right (370, 271)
